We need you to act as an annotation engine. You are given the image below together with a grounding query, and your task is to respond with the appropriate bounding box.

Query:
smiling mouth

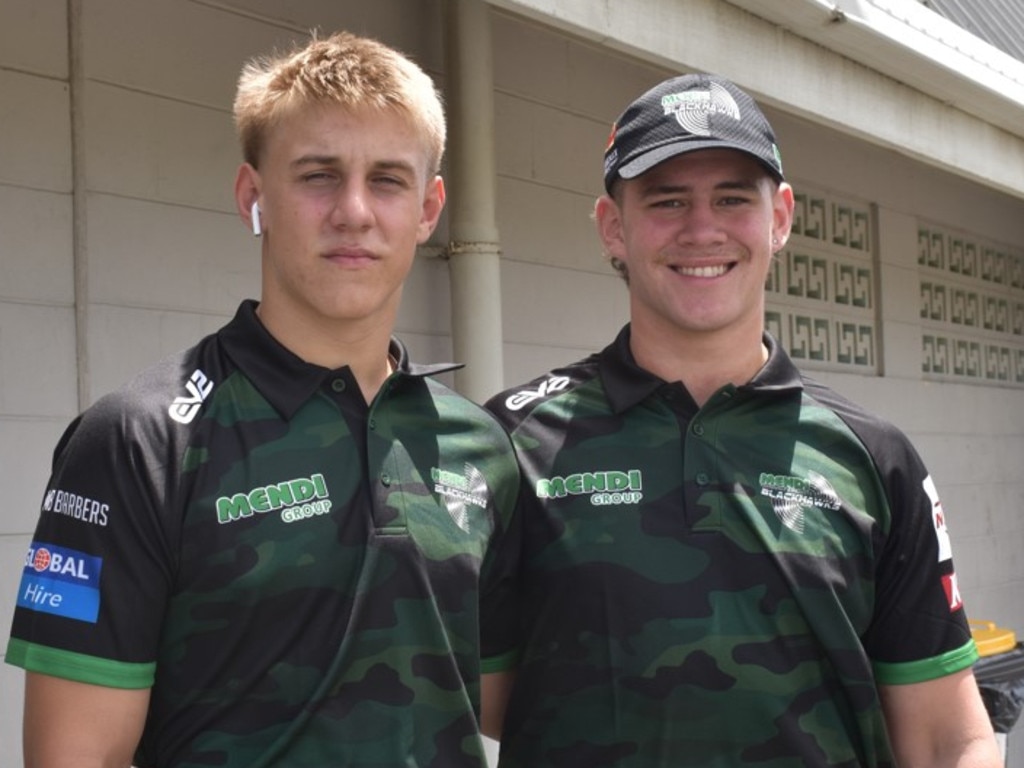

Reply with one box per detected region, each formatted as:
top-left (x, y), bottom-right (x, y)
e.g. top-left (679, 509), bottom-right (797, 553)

top-left (672, 263), bottom-right (731, 278)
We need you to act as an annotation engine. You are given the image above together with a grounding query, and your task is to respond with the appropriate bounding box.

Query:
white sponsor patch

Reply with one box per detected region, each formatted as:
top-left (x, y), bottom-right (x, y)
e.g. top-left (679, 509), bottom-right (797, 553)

top-left (922, 475), bottom-right (953, 562)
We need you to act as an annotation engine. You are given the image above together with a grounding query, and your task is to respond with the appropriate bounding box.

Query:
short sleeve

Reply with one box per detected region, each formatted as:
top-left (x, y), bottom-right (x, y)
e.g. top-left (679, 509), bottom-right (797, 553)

top-left (8, 387), bottom-right (182, 688)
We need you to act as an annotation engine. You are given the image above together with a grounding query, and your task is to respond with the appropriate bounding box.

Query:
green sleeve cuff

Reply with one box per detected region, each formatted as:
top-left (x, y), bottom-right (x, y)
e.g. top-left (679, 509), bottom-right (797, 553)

top-left (5, 638), bottom-right (155, 689)
top-left (872, 639), bottom-right (980, 685)
top-left (481, 647), bottom-right (520, 675)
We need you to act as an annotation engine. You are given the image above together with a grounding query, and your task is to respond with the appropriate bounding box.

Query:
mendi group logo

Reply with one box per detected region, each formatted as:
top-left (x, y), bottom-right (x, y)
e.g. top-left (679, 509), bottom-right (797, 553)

top-left (216, 473), bottom-right (332, 525)
top-left (535, 469), bottom-right (643, 506)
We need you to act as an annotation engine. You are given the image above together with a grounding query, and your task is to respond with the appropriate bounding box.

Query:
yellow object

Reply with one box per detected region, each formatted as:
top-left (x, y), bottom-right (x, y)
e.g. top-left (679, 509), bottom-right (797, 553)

top-left (970, 620), bottom-right (1017, 657)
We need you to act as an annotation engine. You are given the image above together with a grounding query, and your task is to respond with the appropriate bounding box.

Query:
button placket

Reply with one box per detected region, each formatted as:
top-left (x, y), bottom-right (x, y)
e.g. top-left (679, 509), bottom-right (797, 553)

top-left (366, 397), bottom-right (410, 534)
top-left (691, 416), bottom-right (711, 489)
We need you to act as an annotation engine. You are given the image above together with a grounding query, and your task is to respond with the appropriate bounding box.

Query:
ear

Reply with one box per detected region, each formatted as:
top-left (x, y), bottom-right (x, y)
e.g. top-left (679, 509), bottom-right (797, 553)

top-left (234, 163), bottom-right (262, 234)
top-left (416, 175), bottom-right (446, 244)
top-left (594, 194), bottom-right (627, 262)
top-left (771, 181), bottom-right (795, 251)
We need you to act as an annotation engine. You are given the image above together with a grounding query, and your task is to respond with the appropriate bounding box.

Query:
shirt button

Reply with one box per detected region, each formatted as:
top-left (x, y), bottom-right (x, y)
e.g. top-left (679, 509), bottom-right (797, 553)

top-left (380, 472), bottom-right (391, 487)
top-left (695, 472), bottom-right (710, 486)
top-left (331, 378), bottom-right (346, 392)
top-left (692, 422), bottom-right (705, 436)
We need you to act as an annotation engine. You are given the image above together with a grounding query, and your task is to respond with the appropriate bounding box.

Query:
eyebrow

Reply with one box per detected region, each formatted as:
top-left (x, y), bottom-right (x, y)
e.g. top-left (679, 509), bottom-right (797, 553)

top-left (290, 154), bottom-right (336, 169)
top-left (290, 154), bottom-right (418, 176)
top-left (641, 178), bottom-right (762, 196)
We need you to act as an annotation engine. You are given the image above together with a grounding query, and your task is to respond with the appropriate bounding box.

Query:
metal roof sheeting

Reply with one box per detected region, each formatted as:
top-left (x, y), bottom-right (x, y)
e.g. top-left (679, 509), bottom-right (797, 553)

top-left (922, 0), bottom-right (1024, 63)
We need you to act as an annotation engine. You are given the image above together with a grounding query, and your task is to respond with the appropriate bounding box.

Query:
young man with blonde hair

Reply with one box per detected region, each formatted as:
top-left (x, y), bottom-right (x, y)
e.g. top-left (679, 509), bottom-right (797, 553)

top-left (9, 30), bottom-right (518, 767)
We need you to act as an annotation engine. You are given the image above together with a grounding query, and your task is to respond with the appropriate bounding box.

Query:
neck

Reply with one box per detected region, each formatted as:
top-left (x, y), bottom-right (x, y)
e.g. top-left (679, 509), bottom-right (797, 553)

top-left (255, 303), bottom-right (396, 403)
top-left (629, 320), bottom-right (768, 407)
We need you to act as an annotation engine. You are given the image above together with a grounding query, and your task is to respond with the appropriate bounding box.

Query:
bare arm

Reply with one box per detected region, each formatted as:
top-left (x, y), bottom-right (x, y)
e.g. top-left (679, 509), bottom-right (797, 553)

top-left (879, 668), bottom-right (1001, 768)
top-left (24, 672), bottom-right (150, 768)
top-left (480, 670), bottom-right (515, 741)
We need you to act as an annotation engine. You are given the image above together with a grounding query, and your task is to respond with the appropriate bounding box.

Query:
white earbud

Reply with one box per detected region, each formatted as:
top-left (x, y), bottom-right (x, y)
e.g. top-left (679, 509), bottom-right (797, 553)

top-left (251, 201), bottom-right (262, 237)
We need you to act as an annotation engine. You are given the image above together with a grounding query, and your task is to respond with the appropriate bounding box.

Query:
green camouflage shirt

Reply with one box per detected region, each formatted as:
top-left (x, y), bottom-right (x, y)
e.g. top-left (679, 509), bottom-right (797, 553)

top-left (9, 300), bottom-right (519, 767)
top-left (482, 326), bottom-right (977, 768)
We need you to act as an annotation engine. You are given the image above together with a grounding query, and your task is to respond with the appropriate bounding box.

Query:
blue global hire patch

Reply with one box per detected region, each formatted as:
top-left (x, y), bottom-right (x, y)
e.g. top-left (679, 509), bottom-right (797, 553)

top-left (17, 542), bottom-right (103, 623)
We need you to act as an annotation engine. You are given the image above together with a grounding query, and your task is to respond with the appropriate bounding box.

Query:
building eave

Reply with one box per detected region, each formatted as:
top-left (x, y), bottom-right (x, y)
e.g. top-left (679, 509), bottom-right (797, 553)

top-left (724, 0), bottom-right (1024, 141)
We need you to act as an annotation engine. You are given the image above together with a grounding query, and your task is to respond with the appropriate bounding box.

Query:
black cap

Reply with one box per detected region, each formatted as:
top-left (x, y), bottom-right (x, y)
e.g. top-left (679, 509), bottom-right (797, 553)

top-left (603, 73), bottom-right (784, 192)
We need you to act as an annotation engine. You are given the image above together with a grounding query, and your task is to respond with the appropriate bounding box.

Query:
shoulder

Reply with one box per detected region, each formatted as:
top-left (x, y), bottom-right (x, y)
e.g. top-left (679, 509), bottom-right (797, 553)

top-left (418, 375), bottom-right (505, 424)
top-left (57, 334), bottom-right (224, 463)
top-left (400, 375), bottom-right (523, 518)
top-left (798, 376), bottom-right (920, 464)
top-left (795, 377), bottom-right (933, 512)
top-left (391, 373), bottom-right (524, 462)
top-left (485, 354), bottom-right (602, 429)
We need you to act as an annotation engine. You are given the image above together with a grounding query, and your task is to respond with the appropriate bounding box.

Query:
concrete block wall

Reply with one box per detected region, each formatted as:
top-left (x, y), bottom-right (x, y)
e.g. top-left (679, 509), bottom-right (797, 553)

top-left (491, 14), bottom-right (646, 380)
top-left (1, 0), bottom-right (76, 754)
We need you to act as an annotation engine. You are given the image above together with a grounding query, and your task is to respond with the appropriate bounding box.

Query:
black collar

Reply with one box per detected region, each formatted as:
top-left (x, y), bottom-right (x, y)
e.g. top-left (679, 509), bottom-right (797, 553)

top-left (598, 324), bottom-right (804, 414)
top-left (218, 300), bottom-right (461, 420)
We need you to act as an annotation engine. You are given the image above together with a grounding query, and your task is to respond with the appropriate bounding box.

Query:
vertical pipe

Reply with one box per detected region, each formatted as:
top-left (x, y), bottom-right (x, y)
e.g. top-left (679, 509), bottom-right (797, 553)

top-left (442, 0), bottom-right (505, 402)
top-left (68, 0), bottom-right (89, 410)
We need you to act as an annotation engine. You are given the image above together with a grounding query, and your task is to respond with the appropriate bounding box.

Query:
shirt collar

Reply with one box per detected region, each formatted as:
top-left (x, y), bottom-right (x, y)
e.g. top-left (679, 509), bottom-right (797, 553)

top-left (598, 324), bottom-right (804, 414)
top-left (218, 300), bottom-right (461, 419)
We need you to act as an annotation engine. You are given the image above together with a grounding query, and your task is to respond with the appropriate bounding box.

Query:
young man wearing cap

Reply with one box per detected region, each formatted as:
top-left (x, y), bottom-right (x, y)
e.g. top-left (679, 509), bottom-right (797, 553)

top-left (8, 31), bottom-right (519, 767)
top-left (479, 74), bottom-right (999, 767)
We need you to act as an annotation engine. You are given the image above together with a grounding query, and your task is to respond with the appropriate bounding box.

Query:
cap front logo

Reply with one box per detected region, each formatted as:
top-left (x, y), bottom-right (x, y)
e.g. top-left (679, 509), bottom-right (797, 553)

top-left (661, 82), bottom-right (740, 137)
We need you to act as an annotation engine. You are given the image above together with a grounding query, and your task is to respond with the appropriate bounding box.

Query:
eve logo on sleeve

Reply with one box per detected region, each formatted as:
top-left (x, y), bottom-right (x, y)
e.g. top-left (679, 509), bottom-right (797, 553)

top-left (505, 376), bottom-right (571, 411)
top-left (169, 369), bottom-right (214, 424)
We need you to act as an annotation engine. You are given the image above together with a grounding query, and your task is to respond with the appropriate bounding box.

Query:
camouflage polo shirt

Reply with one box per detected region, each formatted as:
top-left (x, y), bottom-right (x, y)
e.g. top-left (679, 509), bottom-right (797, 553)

top-left (8, 300), bottom-right (519, 768)
top-left (482, 325), bottom-right (977, 768)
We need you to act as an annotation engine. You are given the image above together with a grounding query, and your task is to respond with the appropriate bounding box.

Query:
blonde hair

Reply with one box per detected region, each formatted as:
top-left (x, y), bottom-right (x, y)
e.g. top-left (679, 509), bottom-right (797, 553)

top-left (233, 30), bottom-right (446, 173)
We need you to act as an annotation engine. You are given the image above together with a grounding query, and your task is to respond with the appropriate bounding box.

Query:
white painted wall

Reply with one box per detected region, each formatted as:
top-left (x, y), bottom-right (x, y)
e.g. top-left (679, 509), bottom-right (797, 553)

top-left (1, 0), bottom-right (1022, 764)
top-left (1, 0), bottom-right (75, 757)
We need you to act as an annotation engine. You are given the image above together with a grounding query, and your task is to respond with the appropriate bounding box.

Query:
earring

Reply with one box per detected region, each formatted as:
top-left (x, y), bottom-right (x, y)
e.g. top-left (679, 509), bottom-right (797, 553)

top-left (251, 202), bottom-right (262, 237)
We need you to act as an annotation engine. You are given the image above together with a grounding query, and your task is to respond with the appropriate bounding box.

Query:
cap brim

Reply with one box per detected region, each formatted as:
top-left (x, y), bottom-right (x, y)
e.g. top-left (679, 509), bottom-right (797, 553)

top-left (617, 140), bottom-right (783, 183)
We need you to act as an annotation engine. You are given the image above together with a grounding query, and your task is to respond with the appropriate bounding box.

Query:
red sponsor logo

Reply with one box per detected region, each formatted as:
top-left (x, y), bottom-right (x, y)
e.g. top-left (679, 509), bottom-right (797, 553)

top-left (942, 572), bottom-right (963, 612)
top-left (32, 548), bottom-right (52, 572)
top-left (605, 125), bottom-right (617, 152)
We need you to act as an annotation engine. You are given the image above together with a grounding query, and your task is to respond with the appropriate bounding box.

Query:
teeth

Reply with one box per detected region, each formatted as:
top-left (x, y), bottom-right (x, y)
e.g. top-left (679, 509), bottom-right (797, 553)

top-left (674, 264), bottom-right (729, 278)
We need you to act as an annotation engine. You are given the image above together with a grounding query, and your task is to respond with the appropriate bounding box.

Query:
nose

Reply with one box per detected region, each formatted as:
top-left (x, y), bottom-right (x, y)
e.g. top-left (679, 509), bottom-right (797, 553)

top-left (330, 182), bottom-right (374, 230)
top-left (676, 202), bottom-right (725, 246)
